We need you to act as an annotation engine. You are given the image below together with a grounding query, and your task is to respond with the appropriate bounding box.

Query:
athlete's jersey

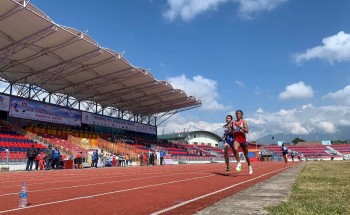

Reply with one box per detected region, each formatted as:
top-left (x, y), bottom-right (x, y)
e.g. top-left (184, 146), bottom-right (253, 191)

top-left (282, 145), bottom-right (288, 152)
top-left (233, 120), bottom-right (246, 143)
top-left (223, 123), bottom-right (234, 146)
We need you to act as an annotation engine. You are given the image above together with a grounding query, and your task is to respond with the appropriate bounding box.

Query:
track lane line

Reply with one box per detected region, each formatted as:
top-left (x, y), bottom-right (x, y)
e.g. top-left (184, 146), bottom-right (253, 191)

top-left (0, 174), bottom-right (215, 214)
top-left (150, 167), bottom-right (286, 215)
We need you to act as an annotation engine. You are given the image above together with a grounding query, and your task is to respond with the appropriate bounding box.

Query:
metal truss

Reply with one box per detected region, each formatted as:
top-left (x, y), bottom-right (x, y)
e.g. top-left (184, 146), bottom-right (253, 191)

top-left (0, 0), bottom-right (30, 22)
top-left (23, 48), bottom-right (102, 85)
top-left (0, 25), bottom-right (57, 66)
top-left (0, 80), bottom-right (199, 127)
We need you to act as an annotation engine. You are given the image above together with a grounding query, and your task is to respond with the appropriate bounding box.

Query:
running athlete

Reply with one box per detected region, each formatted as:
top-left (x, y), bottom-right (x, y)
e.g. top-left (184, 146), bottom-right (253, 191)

top-left (232, 110), bottom-right (253, 174)
top-left (223, 115), bottom-right (234, 172)
top-left (281, 142), bottom-right (288, 165)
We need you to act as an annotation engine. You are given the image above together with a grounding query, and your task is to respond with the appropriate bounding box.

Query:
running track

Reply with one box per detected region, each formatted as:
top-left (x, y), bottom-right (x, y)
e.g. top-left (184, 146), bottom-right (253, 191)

top-left (0, 162), bottom-right (296, 215)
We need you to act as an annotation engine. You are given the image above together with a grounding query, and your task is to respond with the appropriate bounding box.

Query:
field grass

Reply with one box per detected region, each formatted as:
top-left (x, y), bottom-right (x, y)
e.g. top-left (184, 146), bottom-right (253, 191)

top-left (267, 161), bottom-right (350, 215)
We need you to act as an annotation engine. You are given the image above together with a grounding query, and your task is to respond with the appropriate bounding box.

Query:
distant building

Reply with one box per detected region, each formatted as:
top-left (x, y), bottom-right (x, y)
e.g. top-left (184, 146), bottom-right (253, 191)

top-left (158, 131), bottom-right (223, 147)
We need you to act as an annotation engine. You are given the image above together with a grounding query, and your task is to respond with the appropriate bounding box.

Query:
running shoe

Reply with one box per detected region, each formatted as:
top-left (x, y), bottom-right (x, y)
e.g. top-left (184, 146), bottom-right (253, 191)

top-left (236, 162), bottom-right (241, 172)
top-left (226, 166), bottom-right (230, 171)
top-left (249, 165), bottom-right (253, 175)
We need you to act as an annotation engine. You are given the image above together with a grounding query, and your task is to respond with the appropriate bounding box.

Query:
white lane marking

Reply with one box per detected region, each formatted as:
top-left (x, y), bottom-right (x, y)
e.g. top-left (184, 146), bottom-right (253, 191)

top-left (0, 175), bottom-right (214, 214)
top-left (0, 171), bottom-right (209, 197)
top-left (150, 167), bottom-right (285, 215)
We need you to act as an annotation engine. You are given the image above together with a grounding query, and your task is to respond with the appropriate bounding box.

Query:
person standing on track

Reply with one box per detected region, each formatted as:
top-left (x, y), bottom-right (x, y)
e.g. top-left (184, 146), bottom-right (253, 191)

top-left (52, 146), bottom-right (61, 170)
top-left (223, 115), bottom-right (235, 172)
top-left (232, 110), bottom-right (253, 175)
top-left (290, 150), bottom-right (295, 163)
top-left (281, 142), bottom-right (288, 165)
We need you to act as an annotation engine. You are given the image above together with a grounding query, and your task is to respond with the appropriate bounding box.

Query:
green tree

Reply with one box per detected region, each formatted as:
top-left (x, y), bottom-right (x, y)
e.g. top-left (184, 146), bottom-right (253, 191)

top-left (292, 137), bottom-right (306, 145)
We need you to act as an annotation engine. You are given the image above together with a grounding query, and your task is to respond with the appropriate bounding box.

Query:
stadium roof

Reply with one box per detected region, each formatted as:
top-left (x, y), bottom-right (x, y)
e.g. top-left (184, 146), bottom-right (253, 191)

top-left (0, 0), bottom-right (201, 117)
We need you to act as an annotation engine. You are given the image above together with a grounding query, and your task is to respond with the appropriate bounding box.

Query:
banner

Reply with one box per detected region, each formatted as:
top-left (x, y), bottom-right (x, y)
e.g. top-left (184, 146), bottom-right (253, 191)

top-left (322, 140), bottom-right (331, 145)
top-left (82, 112), bottom-right (156, 135)
top-left (0, 94), bottom-right (10, 111)
top-left (9, 98), bottom-right (82, 126)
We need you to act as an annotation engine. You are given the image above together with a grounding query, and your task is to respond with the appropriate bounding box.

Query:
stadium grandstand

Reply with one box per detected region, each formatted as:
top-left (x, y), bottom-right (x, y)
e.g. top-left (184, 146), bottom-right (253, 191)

top-left (0, 0), bottom-right (202, 170)
top-left (260, 141), bottom-right (348, 161)
top-left (158, 131), bottom-right (261, 163)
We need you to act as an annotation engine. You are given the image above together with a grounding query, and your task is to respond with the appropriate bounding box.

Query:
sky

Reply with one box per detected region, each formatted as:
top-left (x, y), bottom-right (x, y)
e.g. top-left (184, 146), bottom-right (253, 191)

top-left (26, 0), bottom-right (350, 141)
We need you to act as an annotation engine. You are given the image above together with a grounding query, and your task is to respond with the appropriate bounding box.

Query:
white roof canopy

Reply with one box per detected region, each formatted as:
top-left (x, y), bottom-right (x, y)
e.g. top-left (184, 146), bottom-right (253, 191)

top-left (0, 0), bottom-right (201, 117)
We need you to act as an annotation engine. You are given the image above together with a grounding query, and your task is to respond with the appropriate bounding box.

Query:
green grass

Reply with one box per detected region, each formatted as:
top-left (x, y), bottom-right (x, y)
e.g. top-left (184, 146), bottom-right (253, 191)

top-left (266, 161), bottom-right (350, 215)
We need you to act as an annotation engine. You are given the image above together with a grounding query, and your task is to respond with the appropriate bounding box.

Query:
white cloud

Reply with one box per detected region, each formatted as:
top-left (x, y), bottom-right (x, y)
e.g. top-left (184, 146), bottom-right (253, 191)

top-left (236, 0), bottom-right (288, 19)
top-left (235, 80), bottom-right (244, 87)
top-left (278, 81), bottom-right (313, 100)
top-left (301, 103), bottom-right (315, 110)
top-left (246, 104), bottom-right (348, 138)
top-left (163, 0), bottom-right (287, 21)
top-left (282, 122), bottom-right (310, 135)
top-left (339, 119), bottom-right (350, 126)
top-left (158, 104), bottom-right (350, 141)
top-left (316, 121), bottom-right (336, 134)
top-left (168, 74), bottom-right (231, 111)
top-left (294, 31), bottom-right (350, 64)
top-left (163, 0), bottom-right (228, 22)
top-left (323, 85), bottom-right (350, 105)
top-left (256, 108), bottom-right (264, 113)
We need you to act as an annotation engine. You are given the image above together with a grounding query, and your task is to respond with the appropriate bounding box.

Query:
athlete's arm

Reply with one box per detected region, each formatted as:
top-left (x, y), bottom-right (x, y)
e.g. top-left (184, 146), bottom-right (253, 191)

top-left (241, 120), bottom-right (249, 133)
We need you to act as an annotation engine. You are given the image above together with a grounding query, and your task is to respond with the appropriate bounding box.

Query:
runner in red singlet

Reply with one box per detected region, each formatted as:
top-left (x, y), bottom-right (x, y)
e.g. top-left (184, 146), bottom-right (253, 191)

top-left (232, 110), bottom-right (253, 174)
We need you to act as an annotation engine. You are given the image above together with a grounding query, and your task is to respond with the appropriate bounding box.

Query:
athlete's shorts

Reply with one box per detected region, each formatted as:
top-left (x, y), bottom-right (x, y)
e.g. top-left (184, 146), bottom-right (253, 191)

top-left (224, 140), bottom-right (234, 148)
top-left (282, 151), bottom-right (288, 155)
top-left (224, 135), bottom-right (234, 148)
top-left (239, 142), bottom-right (249, 147)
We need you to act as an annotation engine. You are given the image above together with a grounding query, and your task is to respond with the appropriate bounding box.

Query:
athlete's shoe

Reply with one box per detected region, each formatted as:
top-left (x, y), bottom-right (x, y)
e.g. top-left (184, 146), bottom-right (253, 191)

top-left (249, 165), bottom-right (253, 175)
top-left (226, 166), bottom-right (230, 172)
top-left (236, 162), bottom-right (241, 172)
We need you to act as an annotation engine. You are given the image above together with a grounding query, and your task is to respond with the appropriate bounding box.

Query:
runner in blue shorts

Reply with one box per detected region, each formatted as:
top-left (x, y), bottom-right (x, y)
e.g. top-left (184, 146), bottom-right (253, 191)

top-left (281, 142), bottom-right (288, 165)
top-left (223, 115), bottom-right (234, 172)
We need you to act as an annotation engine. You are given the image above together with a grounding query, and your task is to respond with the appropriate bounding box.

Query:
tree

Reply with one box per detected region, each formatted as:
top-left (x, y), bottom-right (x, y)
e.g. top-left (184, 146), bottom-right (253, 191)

top-left (292, 137), bottom-right (306, 145)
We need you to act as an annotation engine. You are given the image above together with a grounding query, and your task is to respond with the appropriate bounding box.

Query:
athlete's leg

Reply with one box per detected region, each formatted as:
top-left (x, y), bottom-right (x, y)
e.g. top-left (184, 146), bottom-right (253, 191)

top-left (284, 154), bottom-right (288, 165)
top-left (241, 145), bottom-right (251, 167)
top-left (241, 145), bottom-right (253, 174)
top-left (233, 141), bottom-right (240, 162)
top-left (233, 141), bottom-right (241, 171)
top-left (224, 144), bottom-right (230, 171)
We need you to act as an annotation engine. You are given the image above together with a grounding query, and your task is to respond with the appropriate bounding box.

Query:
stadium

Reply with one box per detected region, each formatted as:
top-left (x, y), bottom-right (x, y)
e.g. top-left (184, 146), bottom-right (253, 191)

top-left (0, 1), bottom-right (349, 214)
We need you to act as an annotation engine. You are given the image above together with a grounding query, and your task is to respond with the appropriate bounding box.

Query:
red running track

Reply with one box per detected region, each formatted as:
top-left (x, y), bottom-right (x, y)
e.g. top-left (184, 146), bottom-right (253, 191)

top-left (0, 162), bottom-right (297, 215)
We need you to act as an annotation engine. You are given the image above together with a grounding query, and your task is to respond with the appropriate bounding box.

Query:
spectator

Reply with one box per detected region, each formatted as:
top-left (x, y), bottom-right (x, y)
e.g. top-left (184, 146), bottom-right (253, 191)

top-left (160, 151), bottom-right (164, 165)
top-left (291, 151), bottom-right (295, 162)
top-left (34, 149), bottom-right (40, 170)
top-left (45, 145), bottom-right (53, 170)
top-left (139, 153), bottom-right (144, 166)
top-left (75, 152), bottom-right (83, 169)
top-left (26, 145), bottom-right (36, 171)
top-left (38, 152), bottom-right (46, 170)
top-left (125, 154), bottom-right (130, 166)
top-left (4, 147), bottom-right (10, 164)
top-left (52, 146), bottom-right (61, 169)
top-left (99, 150), bottom-right (105, 167)
top-left (150, 152), bottom-right (154, 166)
top-left (112, 153), bottom-right (117, 167)
top-left (91, 149), bottom-right (98, 168)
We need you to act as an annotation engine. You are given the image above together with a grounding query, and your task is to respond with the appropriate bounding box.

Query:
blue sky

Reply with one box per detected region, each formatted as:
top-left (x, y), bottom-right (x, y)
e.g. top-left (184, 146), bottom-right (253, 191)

top-left (31, 0), bottom-right (350, 141)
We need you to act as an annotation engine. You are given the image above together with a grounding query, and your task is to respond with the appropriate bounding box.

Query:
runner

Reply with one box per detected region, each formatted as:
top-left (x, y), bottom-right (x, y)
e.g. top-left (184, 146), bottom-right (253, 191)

top-left (223, 115), bottom-right (235, 172)
top-left (232, 110), bottom-right (253, 174)
top-left (281, 142), bottom-right (288, 165)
